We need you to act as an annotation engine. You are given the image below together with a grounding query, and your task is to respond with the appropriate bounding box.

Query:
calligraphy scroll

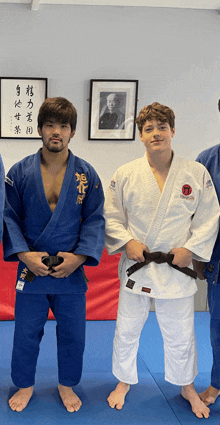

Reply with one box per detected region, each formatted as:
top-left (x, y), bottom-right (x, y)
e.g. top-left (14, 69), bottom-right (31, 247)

top-left (0, 77), bottom-right (47, 139)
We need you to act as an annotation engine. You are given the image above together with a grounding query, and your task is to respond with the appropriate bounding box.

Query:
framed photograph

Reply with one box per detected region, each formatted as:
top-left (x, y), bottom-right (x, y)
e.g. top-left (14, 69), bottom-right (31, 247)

top-left (88, 79), bottom-right (138, 141)
top-left (0, 77), bottom-right (47, 139)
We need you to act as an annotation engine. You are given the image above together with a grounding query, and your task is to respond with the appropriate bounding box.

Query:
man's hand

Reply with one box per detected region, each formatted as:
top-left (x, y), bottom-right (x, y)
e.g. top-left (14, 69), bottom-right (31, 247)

top-left (51, 252), bottom-right (87, 278)
top-left (17, 251), bottom-right (50, 276)
top-left (125, 240), bottom-right (150, 263)
top-left (169, 248), bottom-right (192, 268)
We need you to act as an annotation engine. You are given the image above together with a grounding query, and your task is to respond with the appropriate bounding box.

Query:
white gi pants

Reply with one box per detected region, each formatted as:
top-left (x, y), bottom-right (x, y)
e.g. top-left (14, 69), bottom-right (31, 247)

top-left (113, 289), bottom-right (198, 386)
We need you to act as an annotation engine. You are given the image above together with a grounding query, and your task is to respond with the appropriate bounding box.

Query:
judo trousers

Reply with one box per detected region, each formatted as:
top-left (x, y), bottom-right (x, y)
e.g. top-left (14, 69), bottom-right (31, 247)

top-left (11, 292), bottom-right (86, 388)
top-left (113, 289), bottom-right (198, 386)
top-left (208, 281), bottom-right (220, 389)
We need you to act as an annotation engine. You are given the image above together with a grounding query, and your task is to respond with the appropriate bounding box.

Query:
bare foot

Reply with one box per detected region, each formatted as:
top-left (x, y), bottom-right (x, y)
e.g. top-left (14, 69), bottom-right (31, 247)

top-left (58, 384), bottom-right (82, 412)
top-left (107, 382), bottom-right (130, 410)
top-left (9, 386), bottom-right (33, 412)
top-left (181, 383), bottom-right (210, 418)
top-left (199, 385), bottom-right (220, 406)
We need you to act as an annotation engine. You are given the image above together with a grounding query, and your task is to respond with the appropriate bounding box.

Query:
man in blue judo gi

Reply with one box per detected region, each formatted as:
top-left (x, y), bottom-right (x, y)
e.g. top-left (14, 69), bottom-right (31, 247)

top-left (193, 102), bottom-right (220, 406)
top-left (0, 154), bottom-right (5, 241)
top-left (3, 97), bottom-right (105, 412)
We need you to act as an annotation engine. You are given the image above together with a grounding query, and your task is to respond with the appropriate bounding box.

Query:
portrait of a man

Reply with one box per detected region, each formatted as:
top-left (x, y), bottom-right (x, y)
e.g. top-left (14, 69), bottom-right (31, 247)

top-left (99, 92), bottom-right (126, 130)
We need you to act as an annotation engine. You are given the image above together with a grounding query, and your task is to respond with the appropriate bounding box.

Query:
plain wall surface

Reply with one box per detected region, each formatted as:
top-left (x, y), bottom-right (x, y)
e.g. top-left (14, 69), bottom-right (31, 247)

top-left (1, 3), bottom-right (219, 309)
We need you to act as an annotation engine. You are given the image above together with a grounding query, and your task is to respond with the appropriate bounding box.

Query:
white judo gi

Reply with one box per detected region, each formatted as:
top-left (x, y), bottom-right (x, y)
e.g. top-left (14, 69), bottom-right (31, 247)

top-left (104, 153), bottom-right (219, 386)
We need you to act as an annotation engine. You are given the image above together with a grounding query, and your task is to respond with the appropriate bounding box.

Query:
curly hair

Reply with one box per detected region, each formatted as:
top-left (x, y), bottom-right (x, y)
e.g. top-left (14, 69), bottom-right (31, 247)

top-left (136, 102), bottom-right (175, 133)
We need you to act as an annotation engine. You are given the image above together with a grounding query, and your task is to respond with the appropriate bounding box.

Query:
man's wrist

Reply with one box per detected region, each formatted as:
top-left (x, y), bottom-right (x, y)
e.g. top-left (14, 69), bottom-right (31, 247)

top-left (17, 251), bottom-right (30, 261)
top-left (74, 254), bottom-right (87, 265)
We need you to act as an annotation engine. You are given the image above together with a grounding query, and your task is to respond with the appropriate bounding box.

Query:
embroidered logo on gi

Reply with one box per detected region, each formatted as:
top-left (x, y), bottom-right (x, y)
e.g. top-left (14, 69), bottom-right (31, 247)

top-left (5, 176), bottom-right (13, 186)
top-left (206, 179), bottom-right (212, 189)
top-left (182, 184), bottom-right (192, 196)
top-left (19, 267), bottom-right (29, 280)
top-left (126, 278), bottom-right (135, 289)
top-left (16, 280), bottom-right (25, 291)
top-left (110, 180), bottom-right (116, 189)
top-left (75, 172), bottom-right (88, 204)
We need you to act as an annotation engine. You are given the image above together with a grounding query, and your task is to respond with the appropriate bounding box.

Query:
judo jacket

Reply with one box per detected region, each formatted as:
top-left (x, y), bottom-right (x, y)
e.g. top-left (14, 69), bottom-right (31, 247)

top-left (0, 154), bottom-right (5, 242)
top-left (196, 144), bottom-right (220, 285)
top-left (3, 149), bottom-right (105, 294)
top-left (104, 153), bottom-right (219, 298)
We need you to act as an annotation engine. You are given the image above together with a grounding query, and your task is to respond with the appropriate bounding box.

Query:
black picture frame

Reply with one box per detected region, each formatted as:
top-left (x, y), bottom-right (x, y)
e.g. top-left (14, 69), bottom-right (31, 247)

top-left (0, 77), bottom-right (47, 139)
top-left (88, 79), bottom-right (138, 141)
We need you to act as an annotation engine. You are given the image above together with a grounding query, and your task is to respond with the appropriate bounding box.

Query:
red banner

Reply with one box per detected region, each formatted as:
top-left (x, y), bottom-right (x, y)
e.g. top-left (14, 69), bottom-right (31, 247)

top-left (0, 245), bottom-right (120, 321)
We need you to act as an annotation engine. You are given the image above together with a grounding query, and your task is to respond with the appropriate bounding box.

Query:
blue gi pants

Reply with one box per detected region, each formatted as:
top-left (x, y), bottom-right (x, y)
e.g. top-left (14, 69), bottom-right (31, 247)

top-left (208, 281), bottom-right (220, 389)
top-left (11, 292), bottom-right (86, 388)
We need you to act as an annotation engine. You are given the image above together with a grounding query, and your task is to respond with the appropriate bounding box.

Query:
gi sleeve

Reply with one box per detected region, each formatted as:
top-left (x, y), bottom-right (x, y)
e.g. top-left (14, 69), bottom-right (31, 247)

top-left (0, 154), bottom-right (5, 242)
top-left (104, 170), bottom-right (134, 255)
top-left (196, 149), bottom-right (220, 283)
top-left (3, 167), bottom-right (30, 262)
top-left (184, 168), bottom-right (220, 262)
top-left (74, 167), bottom-right (105, 267)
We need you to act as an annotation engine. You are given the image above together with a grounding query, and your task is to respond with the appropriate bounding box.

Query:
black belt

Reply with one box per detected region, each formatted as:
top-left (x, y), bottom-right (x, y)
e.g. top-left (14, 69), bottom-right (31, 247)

top-left (25, 255), bottom-right (64, 282)
top-left (126, 251), bottom-right (197, 280)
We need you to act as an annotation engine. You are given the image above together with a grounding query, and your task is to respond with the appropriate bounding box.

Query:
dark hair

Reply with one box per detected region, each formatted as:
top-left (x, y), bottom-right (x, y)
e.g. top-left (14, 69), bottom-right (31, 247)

top-left (38, 97), bottom-right (77, 131)
top-left (136, 102), bottom-right (175, 133)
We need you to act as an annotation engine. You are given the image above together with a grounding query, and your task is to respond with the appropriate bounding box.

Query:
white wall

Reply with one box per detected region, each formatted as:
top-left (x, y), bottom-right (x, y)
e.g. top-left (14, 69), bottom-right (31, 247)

top-left (1, 3), bottom-right (219, 309)
top-left (1, 4), bottom-right (220, 184)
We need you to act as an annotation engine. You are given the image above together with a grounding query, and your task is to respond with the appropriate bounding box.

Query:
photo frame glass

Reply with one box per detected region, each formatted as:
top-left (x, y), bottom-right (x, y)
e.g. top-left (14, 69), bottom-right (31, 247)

top-left (89, 80), bottom-right (138, 141)
top-left (0, 77), bottom-right (47, 139)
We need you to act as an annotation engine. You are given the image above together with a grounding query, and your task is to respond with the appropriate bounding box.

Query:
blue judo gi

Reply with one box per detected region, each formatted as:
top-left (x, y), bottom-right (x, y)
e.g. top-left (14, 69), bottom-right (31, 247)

top-left (3, 149), bottom-right (105, 388)
top-left (0, 154), bottom-right (5, 242)
top-left (196, 144), bottom-right (220, 390)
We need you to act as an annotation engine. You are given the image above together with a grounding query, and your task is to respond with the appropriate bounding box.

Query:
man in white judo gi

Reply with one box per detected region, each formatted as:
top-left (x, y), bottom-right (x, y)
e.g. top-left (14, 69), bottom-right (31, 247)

top-left (104, 102), bottom-right (219, 419)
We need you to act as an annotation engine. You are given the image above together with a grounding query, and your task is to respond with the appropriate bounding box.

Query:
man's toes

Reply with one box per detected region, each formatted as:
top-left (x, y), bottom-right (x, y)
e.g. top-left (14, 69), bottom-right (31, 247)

top-left (193, 406), bottom-right (210, 419)
top-left (204, 407), bottom-right (210, 419)
top-left (107, 398), bottom-right (115, 408)
top-left (16, 404), bottom-right (25, 413)
top-left (66, 404), bottom-right (75, 413)
top-left (74, 401), bottom-right (81, 412)
top-left (107, 395), bottom-right (115, 408)
top-left (65, 401), bottom-right (81, 412)
top-left (194, 411), bottom-right (203, 419)
top-left (115, 402), bottom-right (123, 410)
top-left (9, 402), bottom-right (16, 411)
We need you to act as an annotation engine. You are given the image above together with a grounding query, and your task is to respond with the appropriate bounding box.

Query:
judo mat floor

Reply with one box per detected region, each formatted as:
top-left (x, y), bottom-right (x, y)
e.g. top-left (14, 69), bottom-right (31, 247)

top-left (0, 312), bottom-right (219, 425)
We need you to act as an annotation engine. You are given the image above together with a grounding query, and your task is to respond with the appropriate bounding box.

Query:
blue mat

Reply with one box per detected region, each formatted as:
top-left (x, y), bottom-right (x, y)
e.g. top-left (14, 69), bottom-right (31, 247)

top-left (0, 313), bottom-right (219, 425)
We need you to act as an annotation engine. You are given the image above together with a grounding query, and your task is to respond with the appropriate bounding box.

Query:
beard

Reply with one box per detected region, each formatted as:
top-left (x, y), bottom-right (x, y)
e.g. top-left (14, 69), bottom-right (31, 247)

top-left (46, 144), bottom-right (64, 153)
top-left (43, 139), bottom-right (65, 153)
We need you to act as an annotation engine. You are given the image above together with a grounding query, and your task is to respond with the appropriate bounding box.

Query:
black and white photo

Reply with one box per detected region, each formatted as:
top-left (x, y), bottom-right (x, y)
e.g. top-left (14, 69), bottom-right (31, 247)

top-left (89, 80), bottom-right (138, 141)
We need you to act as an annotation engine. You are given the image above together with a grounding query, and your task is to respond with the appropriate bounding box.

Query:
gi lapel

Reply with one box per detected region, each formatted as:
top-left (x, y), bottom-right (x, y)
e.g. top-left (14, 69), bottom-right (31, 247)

top-left (145, 153), bottom-right (183, 250)
top-left (32, 149), bottom-right (75, 251)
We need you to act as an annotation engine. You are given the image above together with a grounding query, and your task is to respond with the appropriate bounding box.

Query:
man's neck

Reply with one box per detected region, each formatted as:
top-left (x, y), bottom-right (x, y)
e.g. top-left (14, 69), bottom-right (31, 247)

top-left (41, 147), bottom-right (69, 170)
top-left (147, 150), bottom-right (173, 174)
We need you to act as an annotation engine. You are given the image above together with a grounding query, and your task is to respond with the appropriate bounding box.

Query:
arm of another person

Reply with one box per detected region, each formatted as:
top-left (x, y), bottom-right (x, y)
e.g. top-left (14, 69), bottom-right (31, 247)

top-left (0, 154), bottom-right (5, 242)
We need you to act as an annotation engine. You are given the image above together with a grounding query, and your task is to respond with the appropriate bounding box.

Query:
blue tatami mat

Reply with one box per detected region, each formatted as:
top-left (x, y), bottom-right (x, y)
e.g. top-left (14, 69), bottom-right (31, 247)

top-left (0, 314), bottom-right (219, 425)
top-left (150, 374), bottom-right (220, 425)
top-left (139, 312), bottom-right (220, 424)
top-left (0, 372), bottom-right (180, 425)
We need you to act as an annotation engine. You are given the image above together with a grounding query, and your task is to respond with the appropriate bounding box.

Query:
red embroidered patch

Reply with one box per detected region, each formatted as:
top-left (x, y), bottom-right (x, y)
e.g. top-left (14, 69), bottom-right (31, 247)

top-left (182, 184), bottom-right (192, 196)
